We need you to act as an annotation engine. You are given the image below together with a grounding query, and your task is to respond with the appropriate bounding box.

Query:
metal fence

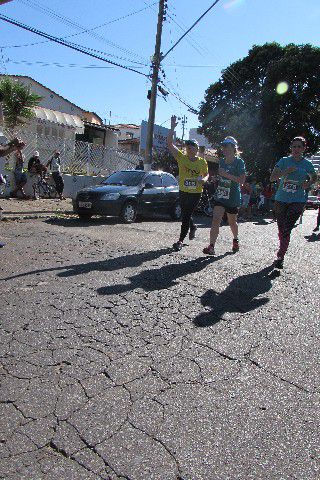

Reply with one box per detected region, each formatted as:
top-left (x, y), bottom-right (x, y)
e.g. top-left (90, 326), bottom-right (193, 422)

top-left (3, 129), bottom-right (143, 176)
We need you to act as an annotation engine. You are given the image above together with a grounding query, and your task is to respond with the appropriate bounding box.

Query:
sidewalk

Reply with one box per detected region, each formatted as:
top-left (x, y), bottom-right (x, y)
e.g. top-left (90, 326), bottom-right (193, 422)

top-left (0, 197), bottom-right (74, 220)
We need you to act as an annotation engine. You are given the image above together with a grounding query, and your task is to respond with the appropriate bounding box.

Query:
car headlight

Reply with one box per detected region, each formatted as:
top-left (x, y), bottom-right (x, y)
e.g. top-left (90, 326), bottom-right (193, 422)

top-left (102, 193), bottom-right (120, 200)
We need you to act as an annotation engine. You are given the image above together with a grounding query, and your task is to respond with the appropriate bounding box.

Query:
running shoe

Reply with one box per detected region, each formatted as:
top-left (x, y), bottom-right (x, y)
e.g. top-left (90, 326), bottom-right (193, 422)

top-left (232, 238), bottom-right (239, 253)
top-left (203, 244), bottom-right (215, 255)
top-left (189, 226), bottom-right (197, 240)
top-left (274, 257), bottom-right (284, 269)
top-left (173, 241), bottom-right (183, 251)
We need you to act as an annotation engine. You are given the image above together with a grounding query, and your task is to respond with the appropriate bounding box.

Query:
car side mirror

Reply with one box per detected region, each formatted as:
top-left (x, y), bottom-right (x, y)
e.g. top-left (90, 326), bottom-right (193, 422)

top-left (144, 182), bottom-right (154, 189)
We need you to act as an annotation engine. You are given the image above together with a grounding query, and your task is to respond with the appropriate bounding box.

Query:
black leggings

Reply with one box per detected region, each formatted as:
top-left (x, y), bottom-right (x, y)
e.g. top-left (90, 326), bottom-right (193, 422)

top-left (316, 206), bottom-right (320, 228)
top-left (274, 201), bottom-right (305, 258)
top-left (179, 191), bottom-right (201, 242)
top-left (52, 172), bottom-right (64, 195)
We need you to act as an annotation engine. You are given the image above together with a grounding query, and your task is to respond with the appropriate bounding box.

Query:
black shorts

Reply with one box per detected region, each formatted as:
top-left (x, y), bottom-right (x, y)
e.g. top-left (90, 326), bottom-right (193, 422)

top-left (214, 201), bottom-right (239, 214)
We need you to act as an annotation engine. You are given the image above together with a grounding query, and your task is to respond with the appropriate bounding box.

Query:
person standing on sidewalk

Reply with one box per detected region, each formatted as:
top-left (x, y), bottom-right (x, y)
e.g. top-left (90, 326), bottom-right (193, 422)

top-left (10, 141), bottom-right (27, 198)
top-left (47, 151), bottom-right (65, 200)
top-left (270, 136), bottom-right (317, 269)
top-left (167, 115), bottom-right (209, 251)
top-left (203, 137), bottom-right (246, 255)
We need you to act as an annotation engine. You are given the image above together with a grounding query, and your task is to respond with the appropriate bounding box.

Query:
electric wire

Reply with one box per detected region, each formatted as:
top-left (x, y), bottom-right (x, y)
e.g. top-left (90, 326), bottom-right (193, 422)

top-left (2, 0), bottom-right (156, 63)
top-left (0, 13), bottom-right (150, 78)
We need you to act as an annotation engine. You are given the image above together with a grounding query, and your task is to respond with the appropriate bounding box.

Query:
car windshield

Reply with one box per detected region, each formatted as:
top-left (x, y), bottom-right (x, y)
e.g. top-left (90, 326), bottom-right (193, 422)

top-left (308, 196), bottom-right (317, 201)
top-left (102, 171), bottom-right (145, 186)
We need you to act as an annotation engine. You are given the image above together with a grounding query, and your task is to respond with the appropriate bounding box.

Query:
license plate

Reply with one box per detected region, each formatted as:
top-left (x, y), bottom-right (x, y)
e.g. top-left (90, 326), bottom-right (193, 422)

top-left (78, 201), bottom-right (92, 208)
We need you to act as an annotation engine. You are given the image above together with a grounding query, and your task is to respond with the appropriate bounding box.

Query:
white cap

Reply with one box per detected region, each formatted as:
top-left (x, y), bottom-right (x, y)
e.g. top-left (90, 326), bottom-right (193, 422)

top-left (34, 151), bottom-right (39, 156)
top-left (221, 137), bottom-right (238, 146)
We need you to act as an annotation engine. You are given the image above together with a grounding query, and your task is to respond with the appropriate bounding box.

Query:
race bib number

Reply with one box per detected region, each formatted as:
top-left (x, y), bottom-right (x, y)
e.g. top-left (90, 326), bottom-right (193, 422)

top-left (283, 181), bottom-right (299, 193)
top-left (184, 178), bottom-right (197, 190)
top-left (216, 186), bottom-right (230, 200)
top-left (216, 178), bottom-right (231, 200)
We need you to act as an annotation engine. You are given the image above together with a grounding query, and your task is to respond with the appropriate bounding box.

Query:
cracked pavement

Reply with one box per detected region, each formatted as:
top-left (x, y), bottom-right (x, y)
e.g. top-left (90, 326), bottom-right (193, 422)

top-left (1, 210), bottom-right (319, 479)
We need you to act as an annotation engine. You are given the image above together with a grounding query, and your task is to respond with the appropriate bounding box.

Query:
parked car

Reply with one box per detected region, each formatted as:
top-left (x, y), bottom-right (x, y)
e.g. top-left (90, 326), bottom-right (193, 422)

top-left (306, 195), bottom-right (320, 209)
top-left (73, 170), bottom-right (181, 223)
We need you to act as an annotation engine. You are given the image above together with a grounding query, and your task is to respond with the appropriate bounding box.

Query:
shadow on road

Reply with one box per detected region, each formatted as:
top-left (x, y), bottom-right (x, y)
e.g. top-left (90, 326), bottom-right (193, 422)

top-left (304, 233), bottom-right (320, 242)
top-left (193, 265), bottom-right (275, 328)
top-left (97, 253), bottom-right (231, 296)
top-left (3, 248), bottom-right (173, 281)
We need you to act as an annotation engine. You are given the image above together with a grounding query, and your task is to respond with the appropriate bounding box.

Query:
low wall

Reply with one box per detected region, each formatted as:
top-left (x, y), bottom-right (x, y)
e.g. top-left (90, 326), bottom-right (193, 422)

top-left (2, 172), bottom-right (104, 199)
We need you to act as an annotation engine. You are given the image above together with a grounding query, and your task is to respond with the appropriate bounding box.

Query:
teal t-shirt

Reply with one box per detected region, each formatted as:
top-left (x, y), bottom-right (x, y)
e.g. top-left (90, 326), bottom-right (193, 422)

top-left (275, 156), bottom-right (316, 203)
top-left (214, 157), bottom-right (246, 207)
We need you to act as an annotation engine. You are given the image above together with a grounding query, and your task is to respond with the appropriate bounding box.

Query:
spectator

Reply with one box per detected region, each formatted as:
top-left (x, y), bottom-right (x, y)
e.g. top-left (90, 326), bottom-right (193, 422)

top-left (11, 141), bottom-right (27, 198)
top-left (28, 151), bottom-right (46, 177)
top-left (135, 160), bottom-right (144, 170)
top-left (47, 150), bottom-right (65, 200)
top-left (0, 137), bottom-right (24, 157)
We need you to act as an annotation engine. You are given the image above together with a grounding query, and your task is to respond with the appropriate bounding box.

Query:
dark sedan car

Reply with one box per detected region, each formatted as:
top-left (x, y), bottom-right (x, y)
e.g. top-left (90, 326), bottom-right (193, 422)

top-left (73, 170), bottom-right (181, 223)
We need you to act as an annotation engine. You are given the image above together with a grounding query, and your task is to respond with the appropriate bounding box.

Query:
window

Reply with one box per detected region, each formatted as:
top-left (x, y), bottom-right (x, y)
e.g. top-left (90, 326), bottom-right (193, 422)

top-left (162, 174), bottom-right (177, 187)
top-left (145, 174), bottom-right (162, 187)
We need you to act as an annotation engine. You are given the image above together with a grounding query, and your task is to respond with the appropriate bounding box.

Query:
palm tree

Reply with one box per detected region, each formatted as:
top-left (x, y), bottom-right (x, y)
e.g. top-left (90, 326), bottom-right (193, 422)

top-left (0, 77), bottom-right (42, 129)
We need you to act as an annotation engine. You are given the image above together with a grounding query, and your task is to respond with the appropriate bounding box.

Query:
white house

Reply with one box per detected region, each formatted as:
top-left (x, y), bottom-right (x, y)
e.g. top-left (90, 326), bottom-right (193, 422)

top-left (0, 75), bottom-right (118, 148)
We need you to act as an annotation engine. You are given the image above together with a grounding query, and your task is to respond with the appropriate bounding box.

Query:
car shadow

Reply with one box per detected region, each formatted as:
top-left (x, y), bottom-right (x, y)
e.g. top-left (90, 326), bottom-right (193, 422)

top-left (3, 247), bottom-right (174, 281)
top-left (193, 265), bottom-right (275, 328)
top-left (97, 253), bottom-right (231, 296)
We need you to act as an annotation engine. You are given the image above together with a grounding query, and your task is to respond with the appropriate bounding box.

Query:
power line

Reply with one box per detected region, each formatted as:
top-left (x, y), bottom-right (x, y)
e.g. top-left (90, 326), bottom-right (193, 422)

top-left (2, 1), bottom-right (157, 63)
top-left (162, 0), bottom-right (222, 60)
top-left (0, 13), bottom-right (150, 78)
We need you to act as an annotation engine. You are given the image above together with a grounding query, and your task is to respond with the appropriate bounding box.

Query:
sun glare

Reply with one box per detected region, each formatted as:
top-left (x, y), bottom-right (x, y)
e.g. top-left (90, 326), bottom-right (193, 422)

top-left (276, 82), bottom-right (289, 95)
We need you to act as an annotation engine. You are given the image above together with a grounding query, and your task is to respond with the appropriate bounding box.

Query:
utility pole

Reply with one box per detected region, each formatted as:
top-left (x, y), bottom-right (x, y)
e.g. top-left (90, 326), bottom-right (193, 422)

top-left (181, 115), bottom-right (188, 141)
top-left (144, 0), bottom-right (166, 171)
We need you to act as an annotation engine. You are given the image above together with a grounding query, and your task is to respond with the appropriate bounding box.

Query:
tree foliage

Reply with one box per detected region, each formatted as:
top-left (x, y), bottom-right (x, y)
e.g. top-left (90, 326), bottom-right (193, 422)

top-left (0, 77), bottom-right (42, 129)
top-left (198, 43), bottom-right (320, 179)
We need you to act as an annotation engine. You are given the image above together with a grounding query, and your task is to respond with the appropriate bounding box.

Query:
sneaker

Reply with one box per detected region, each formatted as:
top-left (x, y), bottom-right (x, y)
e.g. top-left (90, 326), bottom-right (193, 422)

top-left (203, 244), bottom-right (215, 255)
top-left (274, 257), bottom-right (284, 269)
top-left (232, 238), bottom-right (239, 253)
top-left (189, 226), bottom-right (197, 240)
top-left (173, 241), bottom-right (183, 251)
top-left (313, 226), bottom-right (319, 232)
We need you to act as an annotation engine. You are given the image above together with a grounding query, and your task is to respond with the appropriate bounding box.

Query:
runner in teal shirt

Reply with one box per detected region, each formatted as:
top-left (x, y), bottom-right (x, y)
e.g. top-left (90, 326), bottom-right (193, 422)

top-left (270, 136), bottom-right (317, 269)
top-left (203, 136), bottom-right (246, 256)
top-left (275, 156), bottom-right (315, 203)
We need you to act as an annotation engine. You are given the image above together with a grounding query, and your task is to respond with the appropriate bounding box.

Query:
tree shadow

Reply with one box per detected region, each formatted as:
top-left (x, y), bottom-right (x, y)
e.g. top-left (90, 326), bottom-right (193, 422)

top-left (3, 248), bottom-right (174, 281)
top-left (97, 253), bottom-right (232, 296)
top-left (193, 265), bottom-right (275, 328)
top-left (304, 233), bottom-right (320, 242)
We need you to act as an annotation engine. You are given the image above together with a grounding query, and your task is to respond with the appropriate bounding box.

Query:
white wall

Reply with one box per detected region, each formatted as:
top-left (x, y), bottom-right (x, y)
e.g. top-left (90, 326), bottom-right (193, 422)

top-left (7, 76), bottom-right (85, 117)
top-left (116, 126), bottom-right (140, 141)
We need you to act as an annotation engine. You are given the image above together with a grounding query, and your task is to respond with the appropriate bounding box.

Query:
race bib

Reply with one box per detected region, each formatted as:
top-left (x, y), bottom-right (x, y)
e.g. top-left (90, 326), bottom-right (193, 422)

top-left (216, 186), bottom-right (230, 200)
top-left (283, 180), bottom-right (299, 193)
top-left (184, 178), bottom-right (197, 190)
top-left (216, 178), bottom-right (231, 200)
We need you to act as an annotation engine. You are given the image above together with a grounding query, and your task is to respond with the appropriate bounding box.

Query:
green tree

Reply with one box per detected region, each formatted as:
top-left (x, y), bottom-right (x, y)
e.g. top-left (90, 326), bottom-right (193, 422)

top-left (0, 77), bottom-right (42, 129)
top-left (152, 148), bottom-right (178, 176)
top-left (198, 43), bottom-right (320, 179)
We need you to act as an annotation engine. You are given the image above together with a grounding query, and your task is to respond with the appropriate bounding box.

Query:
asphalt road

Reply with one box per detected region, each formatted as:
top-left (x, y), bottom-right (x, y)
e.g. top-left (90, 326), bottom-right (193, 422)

top-left (1, 210), bottom-right (319, 480)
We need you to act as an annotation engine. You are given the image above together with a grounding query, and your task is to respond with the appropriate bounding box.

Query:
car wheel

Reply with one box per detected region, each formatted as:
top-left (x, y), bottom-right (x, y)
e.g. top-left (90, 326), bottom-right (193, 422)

top-left (121, 201), bottom-right (137, 223)
top-left (78, 213), bottom-right (92, 220)
top-left (170, 201), bottom-right (181, 220)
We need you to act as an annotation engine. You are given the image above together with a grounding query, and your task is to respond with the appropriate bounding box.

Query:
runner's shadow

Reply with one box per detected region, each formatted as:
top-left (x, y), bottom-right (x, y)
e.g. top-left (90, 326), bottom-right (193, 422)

top-left (193, 265), bottom-right (275, 328)
top-left (97, 254), bottom-right (231, 296)
top-left (304, 233), bottom-right (320, 242)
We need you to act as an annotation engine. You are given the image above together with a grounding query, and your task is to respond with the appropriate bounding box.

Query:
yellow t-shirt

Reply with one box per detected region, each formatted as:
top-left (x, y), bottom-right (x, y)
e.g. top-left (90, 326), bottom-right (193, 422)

top-left (177, 150), bottom-right (208, 194)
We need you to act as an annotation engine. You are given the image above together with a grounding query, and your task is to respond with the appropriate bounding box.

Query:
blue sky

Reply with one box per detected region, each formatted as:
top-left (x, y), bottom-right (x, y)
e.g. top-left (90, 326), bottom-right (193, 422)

top-left (1, 0), bottom-right (320, 137)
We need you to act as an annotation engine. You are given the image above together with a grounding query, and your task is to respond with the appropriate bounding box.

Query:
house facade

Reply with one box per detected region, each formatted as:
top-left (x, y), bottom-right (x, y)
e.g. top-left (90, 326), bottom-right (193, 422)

top-left (0, 75), bottom-right (118, 148)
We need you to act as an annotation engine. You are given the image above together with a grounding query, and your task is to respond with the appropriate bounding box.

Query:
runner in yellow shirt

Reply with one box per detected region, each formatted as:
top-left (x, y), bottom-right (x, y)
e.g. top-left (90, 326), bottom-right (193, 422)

top-left (167, 115), bottom-right (209, 251)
